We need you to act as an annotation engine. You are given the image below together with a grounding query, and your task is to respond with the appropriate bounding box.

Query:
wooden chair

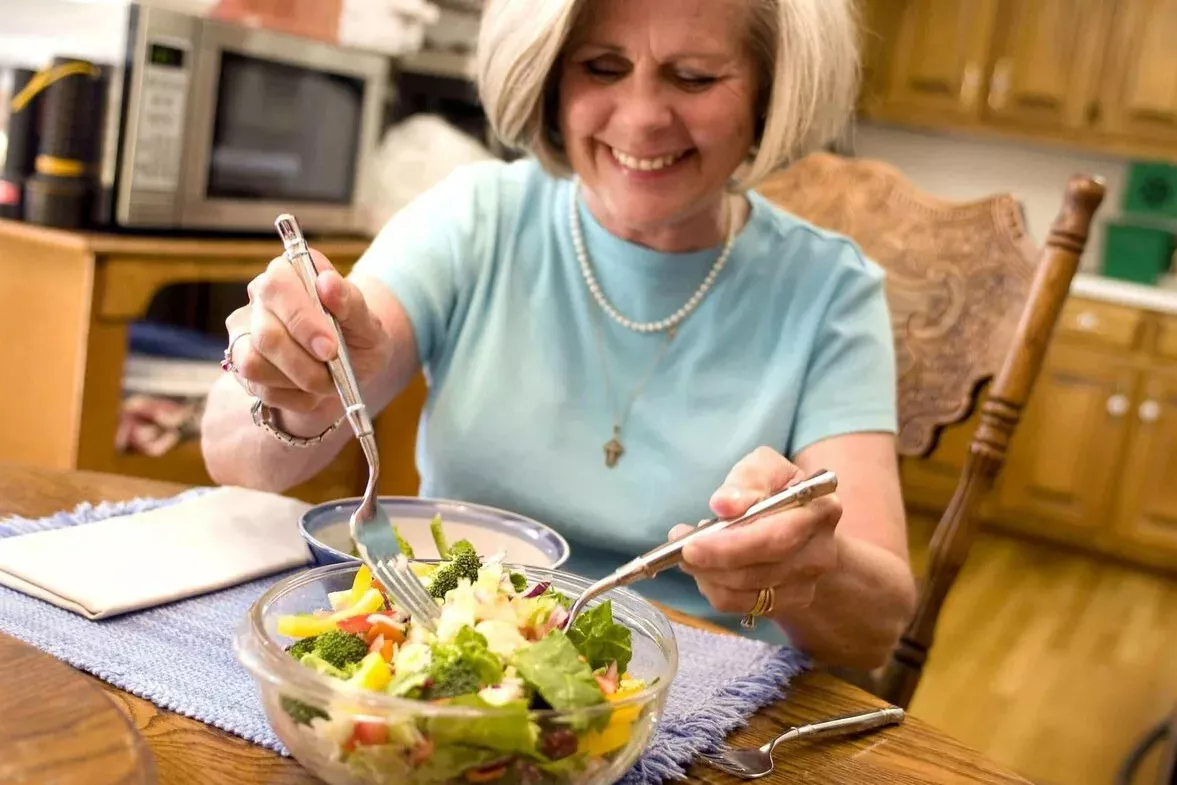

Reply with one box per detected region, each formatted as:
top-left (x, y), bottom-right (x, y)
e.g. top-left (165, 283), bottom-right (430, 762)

top-left (755, 152), bottom-right (1106, 709)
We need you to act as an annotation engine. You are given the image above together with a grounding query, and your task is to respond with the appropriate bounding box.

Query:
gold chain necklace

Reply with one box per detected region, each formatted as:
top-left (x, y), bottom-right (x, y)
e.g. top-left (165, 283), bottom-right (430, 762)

top-left (570, 183), bottom-right (733, 467)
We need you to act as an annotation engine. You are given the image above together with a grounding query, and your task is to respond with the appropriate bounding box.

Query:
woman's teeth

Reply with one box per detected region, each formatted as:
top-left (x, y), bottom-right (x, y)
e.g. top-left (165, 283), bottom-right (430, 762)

top-left (610, 148), bottom-right (686, 171)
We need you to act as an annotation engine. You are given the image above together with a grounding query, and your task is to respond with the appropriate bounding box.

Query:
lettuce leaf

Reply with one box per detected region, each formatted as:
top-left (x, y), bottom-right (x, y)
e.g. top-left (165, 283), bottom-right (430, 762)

top-left (511, 630), bottom-right (605, 710)
top-left (565, 600), bottom-right (632, 673)
top-left (426, 694), bottom-right (538, 755)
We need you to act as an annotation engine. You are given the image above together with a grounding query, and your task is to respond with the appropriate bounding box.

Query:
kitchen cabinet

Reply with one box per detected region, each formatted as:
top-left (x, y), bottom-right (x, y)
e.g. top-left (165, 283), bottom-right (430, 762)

top-left (1097, 0), bottom-right (1177, 145)
top-left (859, 0), bottom-right (1177, 163)
top-left (902, 293), bottom-right (1177, 574)
top-left (876, 0), bottom-right (997, 124)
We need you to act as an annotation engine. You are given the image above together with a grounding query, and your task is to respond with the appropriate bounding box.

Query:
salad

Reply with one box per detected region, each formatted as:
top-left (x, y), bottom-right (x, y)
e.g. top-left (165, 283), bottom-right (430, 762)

top-left (273, 517), bottom-right (651, 784)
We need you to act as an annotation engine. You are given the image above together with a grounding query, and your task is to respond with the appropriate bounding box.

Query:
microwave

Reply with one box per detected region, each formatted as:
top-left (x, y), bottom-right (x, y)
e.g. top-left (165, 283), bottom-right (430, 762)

top-left (94, 3), bottom-right (389, 235)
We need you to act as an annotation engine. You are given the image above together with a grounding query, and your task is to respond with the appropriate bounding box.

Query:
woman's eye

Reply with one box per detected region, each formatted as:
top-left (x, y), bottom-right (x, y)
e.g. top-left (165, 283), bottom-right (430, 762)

top-left (585, 61), bottom-right (627, 80)
top-left (675, 72), bottom-right (717, 89)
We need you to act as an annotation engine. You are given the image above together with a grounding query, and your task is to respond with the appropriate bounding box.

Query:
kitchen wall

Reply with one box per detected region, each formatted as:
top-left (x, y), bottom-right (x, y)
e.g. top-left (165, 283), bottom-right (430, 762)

top-left (848, 121), bottom-right (1130, 272)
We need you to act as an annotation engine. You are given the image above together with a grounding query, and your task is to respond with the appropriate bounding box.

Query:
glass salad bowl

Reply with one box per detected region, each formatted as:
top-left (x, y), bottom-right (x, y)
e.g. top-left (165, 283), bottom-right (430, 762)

top-left (234, 561), bottom-right (678, 785)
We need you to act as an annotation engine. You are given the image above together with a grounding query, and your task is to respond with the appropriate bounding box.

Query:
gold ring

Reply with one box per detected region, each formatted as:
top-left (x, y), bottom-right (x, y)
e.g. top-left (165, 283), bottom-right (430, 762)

top-left (740, 587), bottom-right (775, 630)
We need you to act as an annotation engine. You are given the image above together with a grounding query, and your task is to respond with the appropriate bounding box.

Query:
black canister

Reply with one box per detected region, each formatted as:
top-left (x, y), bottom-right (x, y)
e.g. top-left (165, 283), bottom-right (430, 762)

top-left (18, 57), bottom-right (106, 229)
top-left (0, 67), bottom-right (40, 220)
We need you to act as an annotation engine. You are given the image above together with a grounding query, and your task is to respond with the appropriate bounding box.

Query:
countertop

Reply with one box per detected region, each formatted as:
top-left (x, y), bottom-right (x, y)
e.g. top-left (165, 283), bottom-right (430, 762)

top-left (1070, 272), bottom-right (1177, 315)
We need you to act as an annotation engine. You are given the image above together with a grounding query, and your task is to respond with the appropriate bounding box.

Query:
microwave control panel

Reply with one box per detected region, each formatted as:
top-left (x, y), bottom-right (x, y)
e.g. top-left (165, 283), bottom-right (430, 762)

top-left (130, 40), bottom-right (190, 194)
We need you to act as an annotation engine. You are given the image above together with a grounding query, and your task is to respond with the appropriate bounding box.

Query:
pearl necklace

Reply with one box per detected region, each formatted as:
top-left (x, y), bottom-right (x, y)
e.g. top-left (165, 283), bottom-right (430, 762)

top-left (569, 180), bottom-right (735, 334)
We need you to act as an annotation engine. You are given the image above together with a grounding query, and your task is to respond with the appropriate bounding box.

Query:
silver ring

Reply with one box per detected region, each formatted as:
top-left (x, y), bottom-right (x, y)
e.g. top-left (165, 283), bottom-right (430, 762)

top-left (221, 331), bottom-right (251, 375)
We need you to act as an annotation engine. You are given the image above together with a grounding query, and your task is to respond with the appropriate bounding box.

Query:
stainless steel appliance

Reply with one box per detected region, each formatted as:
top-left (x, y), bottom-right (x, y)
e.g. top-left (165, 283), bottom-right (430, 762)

top-left (94, 2), bottom-right (389, 235)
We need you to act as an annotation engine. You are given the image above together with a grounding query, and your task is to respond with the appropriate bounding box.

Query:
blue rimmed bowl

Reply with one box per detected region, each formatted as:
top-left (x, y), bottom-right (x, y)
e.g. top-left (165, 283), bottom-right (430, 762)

top-left (298, 496), bottom-right (570, 569)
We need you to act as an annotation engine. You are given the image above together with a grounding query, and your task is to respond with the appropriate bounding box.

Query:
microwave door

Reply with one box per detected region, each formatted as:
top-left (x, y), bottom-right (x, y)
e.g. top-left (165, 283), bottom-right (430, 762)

top-left (180, 22), bottom-right (387, 234)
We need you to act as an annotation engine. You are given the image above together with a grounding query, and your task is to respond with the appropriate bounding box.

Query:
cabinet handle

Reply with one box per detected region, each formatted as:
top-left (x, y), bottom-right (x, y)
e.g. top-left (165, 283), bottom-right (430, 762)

top-left (1107, 393), bottom-right (1129, 417)
top-left (960, 62), bottom-right (981, 108)
top-left (1075, 311), bottom-right (1100, 331)
top-left (1138, 399), bottom-right (1160, 423)
top-left (988, 57), bottom-right (1012, 110)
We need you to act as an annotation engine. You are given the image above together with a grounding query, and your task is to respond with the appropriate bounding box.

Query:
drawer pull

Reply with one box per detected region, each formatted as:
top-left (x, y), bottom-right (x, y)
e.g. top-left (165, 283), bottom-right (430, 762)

top-left (1138, 399), bottom-right (1160, 423)
top-left (1075, 311), bottom-right (1100, 331)
top-left (1106, 393), bottom-right (1129, 417)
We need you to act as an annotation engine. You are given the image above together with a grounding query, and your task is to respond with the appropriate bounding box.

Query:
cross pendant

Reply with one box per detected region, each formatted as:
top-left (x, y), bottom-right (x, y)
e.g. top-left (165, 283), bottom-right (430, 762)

top-left (603, 427), bottom-right (624, 468)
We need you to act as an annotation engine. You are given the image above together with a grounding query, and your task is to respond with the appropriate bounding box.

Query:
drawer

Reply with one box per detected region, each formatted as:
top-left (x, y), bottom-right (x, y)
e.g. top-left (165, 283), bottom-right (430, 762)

top-left (1159, 315), bottom-right (1177, 360)
top-left (1057, 298), bottom-right (1143, 348)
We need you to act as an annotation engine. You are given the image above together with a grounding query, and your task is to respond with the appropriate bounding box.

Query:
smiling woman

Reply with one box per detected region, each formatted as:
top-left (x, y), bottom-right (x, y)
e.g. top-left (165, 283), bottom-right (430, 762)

top-left (200, 0), bottom-right (918, 670)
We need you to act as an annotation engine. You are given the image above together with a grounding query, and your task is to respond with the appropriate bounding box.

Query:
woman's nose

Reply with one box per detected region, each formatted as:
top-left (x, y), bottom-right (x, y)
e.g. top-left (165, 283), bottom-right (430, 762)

top-left (614, 75), bottom-right (674, 134)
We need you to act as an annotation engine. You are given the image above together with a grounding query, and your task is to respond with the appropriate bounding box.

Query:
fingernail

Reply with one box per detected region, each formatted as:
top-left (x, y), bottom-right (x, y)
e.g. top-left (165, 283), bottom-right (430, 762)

top-left (312, 336), bottom-right (334, 361)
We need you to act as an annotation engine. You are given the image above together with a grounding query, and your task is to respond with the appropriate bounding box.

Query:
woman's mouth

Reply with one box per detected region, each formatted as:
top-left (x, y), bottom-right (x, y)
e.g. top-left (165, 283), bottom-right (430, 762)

top-left (608, 146), bottom-right (693, 173)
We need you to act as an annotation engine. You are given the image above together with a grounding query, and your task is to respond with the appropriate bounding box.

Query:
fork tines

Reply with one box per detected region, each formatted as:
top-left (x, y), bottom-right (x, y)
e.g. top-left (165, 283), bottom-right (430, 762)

top-left (373, 558), bottom-right (440, 625)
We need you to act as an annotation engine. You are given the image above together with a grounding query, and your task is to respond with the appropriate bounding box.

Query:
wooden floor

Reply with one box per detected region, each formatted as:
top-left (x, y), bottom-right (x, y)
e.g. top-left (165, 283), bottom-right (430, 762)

top-left (906, 515), bottom-right (1177, 785)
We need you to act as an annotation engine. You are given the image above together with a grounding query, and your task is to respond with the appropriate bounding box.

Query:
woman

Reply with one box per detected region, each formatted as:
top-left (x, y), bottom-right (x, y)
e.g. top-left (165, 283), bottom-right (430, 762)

top-left (202, 0), bottom-right (917, 669)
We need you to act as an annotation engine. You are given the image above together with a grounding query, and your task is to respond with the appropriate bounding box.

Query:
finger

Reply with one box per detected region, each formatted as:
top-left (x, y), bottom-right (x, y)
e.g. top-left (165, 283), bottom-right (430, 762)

top-left (248, 256), bottom-right (337, 362)
top-left (249, 303), bottom-right (333, 395)
top-left (251, 383), bottom-right (329, 415)
top-left (682, 537), bottom-right (838, 591)
top-left (695, 580), bottom-right (817, 615)
top-left (682, 497), bottom-right (840, 570)
top-left (232, 335), bottom-right (300, 390)
top-left (315, 270), bottom-right (382, 350)
top-left (225, 304), bottom-right (251, 337)
top-left (711, 446), bottom-right (802, 518)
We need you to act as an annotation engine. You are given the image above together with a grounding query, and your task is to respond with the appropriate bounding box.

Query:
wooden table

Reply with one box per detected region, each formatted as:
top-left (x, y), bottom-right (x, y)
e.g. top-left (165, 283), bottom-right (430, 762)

top-left (0, 464), bottom-right (1031, 784)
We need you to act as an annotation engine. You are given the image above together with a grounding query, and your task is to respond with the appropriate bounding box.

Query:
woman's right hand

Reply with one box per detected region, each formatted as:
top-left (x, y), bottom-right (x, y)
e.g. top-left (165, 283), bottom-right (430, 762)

top-left (224, 250), bottom-right (393, 417)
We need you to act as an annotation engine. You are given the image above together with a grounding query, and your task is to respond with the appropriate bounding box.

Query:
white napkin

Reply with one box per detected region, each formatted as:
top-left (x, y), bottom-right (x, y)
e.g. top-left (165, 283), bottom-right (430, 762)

top-left (0, 486), bottom-right (313, 620)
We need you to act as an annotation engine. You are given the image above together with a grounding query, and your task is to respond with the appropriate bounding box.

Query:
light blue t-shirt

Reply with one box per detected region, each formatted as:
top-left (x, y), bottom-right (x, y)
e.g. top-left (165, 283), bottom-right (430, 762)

top-left (353, 157), bottom-right (897, 645)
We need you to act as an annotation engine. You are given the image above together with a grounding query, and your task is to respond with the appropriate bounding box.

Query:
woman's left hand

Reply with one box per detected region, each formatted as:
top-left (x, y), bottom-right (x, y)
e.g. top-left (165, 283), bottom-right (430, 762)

top-left (670, 447), bottom-right (843, 618)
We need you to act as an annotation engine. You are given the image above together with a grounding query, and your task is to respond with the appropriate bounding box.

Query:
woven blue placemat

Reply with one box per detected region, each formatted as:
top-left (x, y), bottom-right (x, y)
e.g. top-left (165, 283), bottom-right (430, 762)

top-left (0, 492), bottom-right (810, 784)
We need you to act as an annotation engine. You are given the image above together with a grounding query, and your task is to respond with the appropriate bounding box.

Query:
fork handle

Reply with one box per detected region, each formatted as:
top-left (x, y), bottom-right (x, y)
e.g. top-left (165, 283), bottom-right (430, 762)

top-left (769, 707), bottom-right (905, 750)
top-left (274, 214), bottom-right (373, 442)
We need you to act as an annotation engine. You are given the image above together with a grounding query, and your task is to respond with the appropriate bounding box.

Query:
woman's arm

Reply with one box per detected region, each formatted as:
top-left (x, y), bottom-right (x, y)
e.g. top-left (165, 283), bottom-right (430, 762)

top-left (200, 269), bottom-right (421, 493)
top-left (777, 432), bottom-right (916, 668)
top-left (675, 433), bottom-right (916, 671)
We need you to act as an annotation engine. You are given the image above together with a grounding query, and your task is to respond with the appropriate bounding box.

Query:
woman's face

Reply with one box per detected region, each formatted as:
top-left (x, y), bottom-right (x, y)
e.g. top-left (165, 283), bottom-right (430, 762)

top-left (558, 0), bottom-right (759, 246)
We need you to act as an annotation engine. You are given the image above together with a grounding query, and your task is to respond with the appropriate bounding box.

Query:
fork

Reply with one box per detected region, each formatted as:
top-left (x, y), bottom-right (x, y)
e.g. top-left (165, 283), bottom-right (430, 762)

top-left (274, 214), bottom-right (440, 631)
top-left (701, 706), bottom-right (905, 779)
top-left (565, 469), bottom-right (839, 625)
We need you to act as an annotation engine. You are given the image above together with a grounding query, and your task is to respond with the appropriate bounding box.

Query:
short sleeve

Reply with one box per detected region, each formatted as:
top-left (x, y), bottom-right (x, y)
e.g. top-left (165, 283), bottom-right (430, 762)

top-left (351, 161), bottom-right (501, 370)
top-left (788, 243), bottom-right (898, 456)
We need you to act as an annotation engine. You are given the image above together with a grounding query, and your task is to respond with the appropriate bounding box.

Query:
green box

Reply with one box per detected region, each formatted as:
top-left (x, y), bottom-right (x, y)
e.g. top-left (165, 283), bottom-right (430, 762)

top-left (1123, 161), bottom-right (1177, 218)
top-left (1101, 221), bottom-right (1174, 285)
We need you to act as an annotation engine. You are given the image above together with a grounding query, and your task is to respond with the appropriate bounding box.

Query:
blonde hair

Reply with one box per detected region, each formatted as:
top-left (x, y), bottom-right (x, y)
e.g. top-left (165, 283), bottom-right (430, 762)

top-left (475, 0), bottom-right (861, 189)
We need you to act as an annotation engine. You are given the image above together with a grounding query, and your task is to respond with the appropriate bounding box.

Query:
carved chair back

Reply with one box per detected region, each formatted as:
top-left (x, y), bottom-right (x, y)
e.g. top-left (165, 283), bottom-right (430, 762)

top-left (756, 151), bottom-right (1106, 707)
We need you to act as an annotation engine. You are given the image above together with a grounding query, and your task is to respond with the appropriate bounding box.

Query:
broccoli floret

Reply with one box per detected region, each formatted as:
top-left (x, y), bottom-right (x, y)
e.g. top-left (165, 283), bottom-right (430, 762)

top-left (286, 636), bottom-right (318, 660)
top-left (280, 694), bottom-right (328, 726)
top-left (425, 539), bottom-right (483, 599)
top-left (285, 632), bottom-right (367, 671)
top-left (509, 572), bottom-right (528, 593)
top-left (420, 628), bottom-right (502, 700)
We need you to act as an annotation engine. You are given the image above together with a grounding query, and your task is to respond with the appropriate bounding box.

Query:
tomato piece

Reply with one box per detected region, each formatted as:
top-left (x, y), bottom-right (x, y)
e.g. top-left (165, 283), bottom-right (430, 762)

top-left (349, 720), bottom-right (388, 748)
top-left (337, 615), bottom-right (373, 635)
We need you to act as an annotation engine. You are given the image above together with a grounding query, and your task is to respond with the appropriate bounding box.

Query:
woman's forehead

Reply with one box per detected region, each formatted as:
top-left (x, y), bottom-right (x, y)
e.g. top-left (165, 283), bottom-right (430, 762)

top-left (570, 0), bottom-right (748, 54)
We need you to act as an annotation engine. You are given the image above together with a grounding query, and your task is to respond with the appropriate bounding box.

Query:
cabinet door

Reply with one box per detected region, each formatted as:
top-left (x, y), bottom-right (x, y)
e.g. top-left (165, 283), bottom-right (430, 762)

top-left (992, 344), bottom-right (1136, 541)
top-left (1098, 0), bottom-right (1177, 142)
top-left (1110, 369), bottom-right (1177, 551)
top-left (857, 0), bottom-right (907, 112)
top-left (882, 0), bottom-right (999, 121)
top-left (982, 0), bottom-right (1115, 131)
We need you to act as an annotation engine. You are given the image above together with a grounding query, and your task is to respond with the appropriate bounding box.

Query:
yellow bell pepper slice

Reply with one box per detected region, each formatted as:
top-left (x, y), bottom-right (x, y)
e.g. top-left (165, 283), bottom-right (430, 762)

top-left (277, 587), bottom-right (386, 638)
top-left (347, 565), bottom-right (374, 606)
top-left (606, 685), bottom-right (644, 726)
top-left (348, 651), bottom-right (392, 691)
top-left (580, 720), bottom-right (632, 757)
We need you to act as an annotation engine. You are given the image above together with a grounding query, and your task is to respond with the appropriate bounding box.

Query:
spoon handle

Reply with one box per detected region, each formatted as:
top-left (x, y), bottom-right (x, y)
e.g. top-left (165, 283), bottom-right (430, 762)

top-left (767, 707), bottom-right (905, 751)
